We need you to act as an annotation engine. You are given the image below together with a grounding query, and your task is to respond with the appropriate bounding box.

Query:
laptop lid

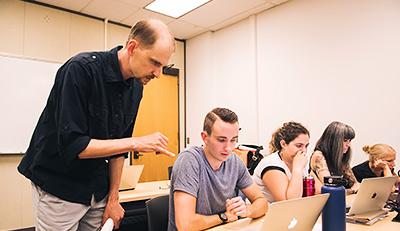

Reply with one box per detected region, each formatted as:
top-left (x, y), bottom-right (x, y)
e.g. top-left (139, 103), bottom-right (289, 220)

top-left (347, 176), bottom-right (396, 215)
top-left (119, 165), bottom-right (144, 191)
top-left (261, 194), bottom-right (329, 231)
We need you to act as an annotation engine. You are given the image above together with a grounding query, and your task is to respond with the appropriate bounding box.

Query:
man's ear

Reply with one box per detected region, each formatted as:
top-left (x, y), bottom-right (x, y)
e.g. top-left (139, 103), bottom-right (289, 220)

top-left (201, 131), bottom-right (208, 144)
top-left (126, 39), bottom-right (139, 55)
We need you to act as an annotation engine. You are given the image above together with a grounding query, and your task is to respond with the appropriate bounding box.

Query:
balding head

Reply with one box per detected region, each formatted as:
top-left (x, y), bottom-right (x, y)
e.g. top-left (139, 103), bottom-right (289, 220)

top-left (126, 19), bottom-right (174, 49)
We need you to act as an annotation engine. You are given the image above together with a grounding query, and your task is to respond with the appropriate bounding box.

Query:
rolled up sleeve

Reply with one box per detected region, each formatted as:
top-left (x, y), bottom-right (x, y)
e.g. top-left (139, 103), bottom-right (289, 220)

top-left (55, 61), bottom-right (91, 164)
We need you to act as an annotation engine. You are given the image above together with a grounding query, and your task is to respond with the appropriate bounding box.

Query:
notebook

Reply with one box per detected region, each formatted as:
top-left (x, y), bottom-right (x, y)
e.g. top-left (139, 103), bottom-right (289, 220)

top-left (260, 194), bottom-right (329, 231)
top-left (118, 165), bottom-right (144, 191)
top-left (346, 176), bottom-right (396, 225)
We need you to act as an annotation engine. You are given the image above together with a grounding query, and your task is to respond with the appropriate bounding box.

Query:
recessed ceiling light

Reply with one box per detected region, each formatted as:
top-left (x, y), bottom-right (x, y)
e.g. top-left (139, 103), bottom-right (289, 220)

top-left (145, 0), bottom-right (211, 19)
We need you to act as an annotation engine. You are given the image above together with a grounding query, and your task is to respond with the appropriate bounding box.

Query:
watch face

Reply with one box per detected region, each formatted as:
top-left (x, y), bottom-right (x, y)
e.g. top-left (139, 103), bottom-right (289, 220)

top-left (219, 212), bottom-right (228, 222)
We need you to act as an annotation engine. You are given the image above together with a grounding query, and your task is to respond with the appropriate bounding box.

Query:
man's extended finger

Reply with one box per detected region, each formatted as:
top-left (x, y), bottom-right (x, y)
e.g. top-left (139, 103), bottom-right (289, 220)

top-left (156, 147), bottom-right (175, 157)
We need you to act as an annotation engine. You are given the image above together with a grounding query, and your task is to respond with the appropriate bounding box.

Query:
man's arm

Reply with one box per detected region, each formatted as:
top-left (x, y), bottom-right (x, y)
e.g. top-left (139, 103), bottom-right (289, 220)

top-left (102, 156), bottom-right (125, 229)
top-left (174, 191), bottom-right (224, 231)
top-left (78, 132), bottom-right (175, 159)
top-left (240, 182), bottom-right (268, 218)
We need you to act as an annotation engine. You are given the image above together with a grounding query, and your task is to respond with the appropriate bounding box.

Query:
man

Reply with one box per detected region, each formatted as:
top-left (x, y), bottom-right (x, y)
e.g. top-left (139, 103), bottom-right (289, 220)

top-left (168, 108), bottom-right (268, 231)
top-left (18, 19), bottom-right (175, 230)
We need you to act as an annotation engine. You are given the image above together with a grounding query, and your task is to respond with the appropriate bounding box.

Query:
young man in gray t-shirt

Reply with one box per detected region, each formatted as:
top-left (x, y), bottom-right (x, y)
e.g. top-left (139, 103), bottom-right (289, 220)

top-left (168, 108), bottom-right (268, 231)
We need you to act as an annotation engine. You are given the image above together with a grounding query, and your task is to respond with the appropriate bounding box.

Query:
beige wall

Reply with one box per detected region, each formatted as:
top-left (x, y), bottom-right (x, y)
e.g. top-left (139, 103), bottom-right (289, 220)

top-left (0, 155), bottom-right (33, 230)
top-left (0, 0), bottom-right (185, 229)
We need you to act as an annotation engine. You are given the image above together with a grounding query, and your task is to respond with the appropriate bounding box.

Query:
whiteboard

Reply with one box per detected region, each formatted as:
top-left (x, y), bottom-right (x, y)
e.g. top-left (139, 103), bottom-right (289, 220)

top-left (0, 55), bottom-right (61, 153)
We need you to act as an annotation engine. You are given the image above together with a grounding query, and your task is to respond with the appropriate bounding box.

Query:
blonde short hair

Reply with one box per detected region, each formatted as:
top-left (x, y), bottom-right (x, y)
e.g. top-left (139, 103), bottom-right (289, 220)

top-left (362, 144), bottom-right (396, 162)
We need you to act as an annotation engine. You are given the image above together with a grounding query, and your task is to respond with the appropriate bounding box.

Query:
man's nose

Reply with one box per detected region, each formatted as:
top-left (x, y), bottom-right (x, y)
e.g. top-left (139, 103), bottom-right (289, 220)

top-left (226, 143), bottom-right (235, 152)
top-left (153, 67), bottom-right (162, 77)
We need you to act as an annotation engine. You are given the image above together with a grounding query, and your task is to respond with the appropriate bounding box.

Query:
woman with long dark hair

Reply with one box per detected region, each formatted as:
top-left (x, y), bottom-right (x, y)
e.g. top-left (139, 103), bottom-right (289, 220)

top-left (310, 121), bottom-right (359, 194)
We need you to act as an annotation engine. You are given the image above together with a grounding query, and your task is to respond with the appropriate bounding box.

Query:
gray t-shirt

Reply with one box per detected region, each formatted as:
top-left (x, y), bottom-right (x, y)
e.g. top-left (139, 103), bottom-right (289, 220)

top-left (168, 146), bottom-right (253, 231)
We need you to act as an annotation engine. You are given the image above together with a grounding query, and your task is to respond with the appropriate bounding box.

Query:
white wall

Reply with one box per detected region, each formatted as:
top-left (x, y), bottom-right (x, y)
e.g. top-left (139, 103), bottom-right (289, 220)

top-left (186, 0), bottom-right (400, 170)
top-left (186, 17), bottom-right (259, 146)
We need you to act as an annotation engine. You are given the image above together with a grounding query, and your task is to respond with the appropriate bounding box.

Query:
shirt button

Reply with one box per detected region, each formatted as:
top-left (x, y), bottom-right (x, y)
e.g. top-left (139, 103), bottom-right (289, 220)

top-left (92, 55), bottom-right (96, 59)
top-left (114, 114), bottom-right (119, 118)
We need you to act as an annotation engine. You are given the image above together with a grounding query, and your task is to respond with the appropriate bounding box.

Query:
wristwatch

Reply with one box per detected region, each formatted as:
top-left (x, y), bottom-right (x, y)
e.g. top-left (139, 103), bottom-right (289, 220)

top-left (218, 212), bottom-right (228, 224)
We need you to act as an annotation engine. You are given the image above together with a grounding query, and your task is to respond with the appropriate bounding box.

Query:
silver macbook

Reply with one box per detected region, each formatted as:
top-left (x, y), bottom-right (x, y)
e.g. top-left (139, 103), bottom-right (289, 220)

top-left (346, 176), bottom-right (396, 224)
top-left (260, 194), bottom-right (329, 231)
top-left (119, 165), bottom-right (144, 191)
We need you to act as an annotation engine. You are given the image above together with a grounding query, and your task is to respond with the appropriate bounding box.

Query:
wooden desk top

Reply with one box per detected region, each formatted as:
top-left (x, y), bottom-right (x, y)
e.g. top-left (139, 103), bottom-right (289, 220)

top-left (207, 195), bottom-right (400, 231)
top-left (119, 180), bottom-right (170, 203)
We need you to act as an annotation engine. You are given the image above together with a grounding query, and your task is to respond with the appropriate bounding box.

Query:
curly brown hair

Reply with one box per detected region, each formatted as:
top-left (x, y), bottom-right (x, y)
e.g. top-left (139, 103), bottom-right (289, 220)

top-left (269, 121), bottom-right (309, 153)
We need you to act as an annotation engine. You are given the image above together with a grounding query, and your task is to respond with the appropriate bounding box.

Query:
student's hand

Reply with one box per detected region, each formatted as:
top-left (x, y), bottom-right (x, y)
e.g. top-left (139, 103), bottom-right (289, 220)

top-left (132, 132), bottom-right (175, 157)
top-left (293, 151), bottom-right (307, 173)
top-left (226, 197), bottom-right (248, 219)
top-left (373, 159), bottom-right (389, 170)
top-left (102, 200), bottom-right (125, 229)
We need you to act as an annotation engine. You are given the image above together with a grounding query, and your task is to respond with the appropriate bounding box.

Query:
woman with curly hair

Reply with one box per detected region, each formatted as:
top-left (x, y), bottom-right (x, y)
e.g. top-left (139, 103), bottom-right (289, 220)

top-left (253, 121), bottom-right (309, 202)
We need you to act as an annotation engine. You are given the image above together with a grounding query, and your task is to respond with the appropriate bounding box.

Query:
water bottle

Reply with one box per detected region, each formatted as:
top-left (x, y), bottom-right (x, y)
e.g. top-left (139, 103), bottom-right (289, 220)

top-left (321, 176), bottom-right (346, 231)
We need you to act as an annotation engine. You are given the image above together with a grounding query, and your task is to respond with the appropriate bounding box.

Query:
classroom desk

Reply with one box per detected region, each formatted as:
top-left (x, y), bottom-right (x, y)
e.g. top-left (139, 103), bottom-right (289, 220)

top-left (118, 180), bottom-right (170, 231)
top-left (207, 194), bottom-right (400, 231)
top-left (119, 180), bottom-right (170, 203)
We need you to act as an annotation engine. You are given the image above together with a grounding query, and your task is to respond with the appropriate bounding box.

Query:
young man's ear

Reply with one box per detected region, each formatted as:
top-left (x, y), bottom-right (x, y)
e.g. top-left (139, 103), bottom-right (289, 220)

top-left (201, 131), bottom-right (208, 144)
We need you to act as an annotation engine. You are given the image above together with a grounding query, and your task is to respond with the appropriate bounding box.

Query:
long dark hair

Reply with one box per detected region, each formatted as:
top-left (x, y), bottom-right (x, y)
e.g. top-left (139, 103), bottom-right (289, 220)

top-left (314, 121), bottom-right (355, 175)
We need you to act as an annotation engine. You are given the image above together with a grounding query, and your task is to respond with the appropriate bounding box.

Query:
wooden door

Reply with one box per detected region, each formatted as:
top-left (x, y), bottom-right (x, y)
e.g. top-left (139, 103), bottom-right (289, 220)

top-left (132, 74), bottom-right (179, 182)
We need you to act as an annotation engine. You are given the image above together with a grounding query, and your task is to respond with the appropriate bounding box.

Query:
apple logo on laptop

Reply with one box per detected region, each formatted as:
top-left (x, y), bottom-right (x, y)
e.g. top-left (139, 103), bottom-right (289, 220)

top-left (371, 192), bottom-right (377, 199)
top-left (288, 217), bottom-right (298, 229)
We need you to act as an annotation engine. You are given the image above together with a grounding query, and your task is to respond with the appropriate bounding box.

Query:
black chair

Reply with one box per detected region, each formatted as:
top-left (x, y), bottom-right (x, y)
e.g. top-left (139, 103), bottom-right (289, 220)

top-left (168, 166), bottom-right (173, 180)
top-left (146, 195), bottom-right (170, 231)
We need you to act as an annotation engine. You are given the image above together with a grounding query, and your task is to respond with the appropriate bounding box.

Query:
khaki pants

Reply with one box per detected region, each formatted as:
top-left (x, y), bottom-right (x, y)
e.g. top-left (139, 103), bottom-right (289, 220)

top-left (32, 183), bottom-right (107, 231)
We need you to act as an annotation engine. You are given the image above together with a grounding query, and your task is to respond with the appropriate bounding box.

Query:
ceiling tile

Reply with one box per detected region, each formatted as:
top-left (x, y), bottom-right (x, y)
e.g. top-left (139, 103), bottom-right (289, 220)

top-left (121, 8), bottom-right (175, 26)
top-left (36, 0), bottom-right (92, 11)
top-left (209, 2), bottom-right (274, 31)
top-left (167, 20), bottom-right (208, 40)
top-left (82, 0), bottom-right (140, 22)
top-left (30, 0), bottom-right (289, 40)
top-left (118, 0), bottom-right (154, 7)
top-left (267, 0), bottom-right (289, 4)
top-left (180, 0), bottom-right (267, 28)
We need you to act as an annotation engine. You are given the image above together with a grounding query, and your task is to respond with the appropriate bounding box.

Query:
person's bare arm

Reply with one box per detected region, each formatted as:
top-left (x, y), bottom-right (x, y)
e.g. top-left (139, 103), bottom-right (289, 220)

top-left (78, 132), bottom-right (175, 159)
top-left (263, 169), bottom-right (302, 201)
top-left (239, 183), bottom-right (268, 218)
top-left (174, 191), bottom-right (223, 231)
top-left (102, 156), bottom-right (125, 229)
top-left (310, 152), bottom-right (330, 194)
top-left (286, 151), bottom-right (307, 199)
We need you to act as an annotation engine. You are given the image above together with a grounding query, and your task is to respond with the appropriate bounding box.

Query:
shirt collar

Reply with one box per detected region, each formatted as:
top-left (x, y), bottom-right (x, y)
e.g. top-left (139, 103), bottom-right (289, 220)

top-left (105, 46), bottom-right (129, 84)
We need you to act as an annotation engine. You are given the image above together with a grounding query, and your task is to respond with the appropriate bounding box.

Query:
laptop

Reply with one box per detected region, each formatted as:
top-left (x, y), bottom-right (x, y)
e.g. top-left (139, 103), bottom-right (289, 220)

top-left (346, 176), bottom-right (396, 225)
top-left (260, 194), bottom-right (329, 231)
top-left (118, 165), bottom-right (144, 191)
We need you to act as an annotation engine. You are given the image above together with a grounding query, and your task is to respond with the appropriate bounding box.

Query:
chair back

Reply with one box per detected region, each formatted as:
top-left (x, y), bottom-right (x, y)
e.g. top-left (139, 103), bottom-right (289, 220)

top-left (146, 194), bottom-right (170, 231)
